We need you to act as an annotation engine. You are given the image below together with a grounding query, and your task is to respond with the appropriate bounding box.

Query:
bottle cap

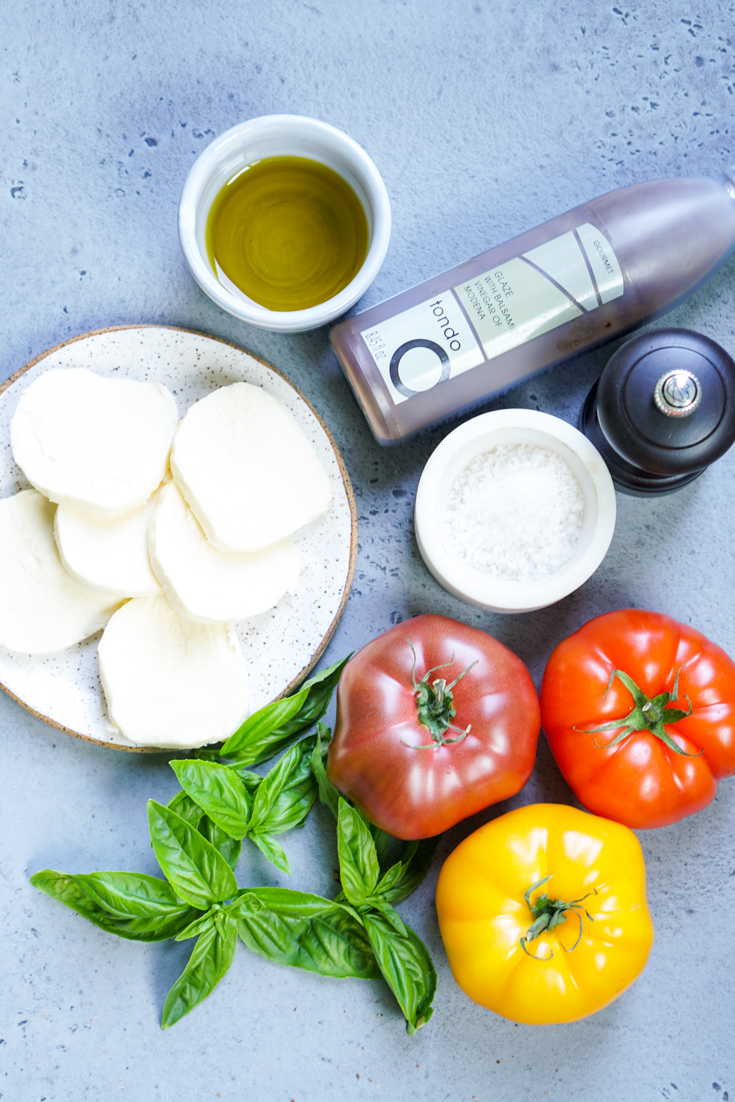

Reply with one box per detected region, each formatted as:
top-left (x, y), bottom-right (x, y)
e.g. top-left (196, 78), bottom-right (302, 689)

top-left (580, 328), bottom-right (735, 495)
top-left (653, 369), bottom-right (701, 418)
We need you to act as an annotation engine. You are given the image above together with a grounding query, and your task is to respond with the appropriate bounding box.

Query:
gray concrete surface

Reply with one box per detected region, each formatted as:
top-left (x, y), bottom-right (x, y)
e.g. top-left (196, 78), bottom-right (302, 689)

top-left (2, 2), bottom-right (734, 1100)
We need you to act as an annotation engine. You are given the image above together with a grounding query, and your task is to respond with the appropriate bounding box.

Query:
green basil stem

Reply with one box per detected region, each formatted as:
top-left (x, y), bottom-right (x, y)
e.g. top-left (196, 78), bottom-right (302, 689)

top-left (576, 667), bottom-right (700, 756)
top-left (401, 639), bottom-right (478, 749)
top-left (519, 874), bottom-right (601, 960)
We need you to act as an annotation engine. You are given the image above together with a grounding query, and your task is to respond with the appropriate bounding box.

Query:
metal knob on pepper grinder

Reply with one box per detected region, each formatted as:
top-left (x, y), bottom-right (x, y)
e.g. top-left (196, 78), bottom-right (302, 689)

top-left (580, 328), bottom-right (735, 495)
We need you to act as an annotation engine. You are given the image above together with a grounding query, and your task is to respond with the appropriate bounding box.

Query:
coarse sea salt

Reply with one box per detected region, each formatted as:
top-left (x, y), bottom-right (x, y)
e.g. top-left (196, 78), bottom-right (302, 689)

top-left (444, 443), bottom-right (585, 582)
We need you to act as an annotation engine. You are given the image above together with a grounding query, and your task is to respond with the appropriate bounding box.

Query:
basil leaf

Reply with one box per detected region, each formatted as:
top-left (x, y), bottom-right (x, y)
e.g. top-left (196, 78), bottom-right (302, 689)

top-left (300, 653), bottom-right (351, 694)
top-left (230, 887), bottom-right (339, 918)
top-left (249, 738), bottom-right (317, 836)
top-left (170, 760), bottom-right (251, 839)
top-left (238, 770), bottom-right (264, 793)
top-left (231, 888), bottom-right (379, 980)
top-left (250, 832), bottom-right (291, 875)
top-left (73, 871), bottom-right (188, 919)
top-left (30, 870), bottom-right (197, 942)
top-left (264, 774), bottom-right (316, 834)
top-left (161, 914), bottom-right (238, 1028)
top-left (167, 788), bottom-right (205, 827)
top-left (364, 899), bottom-right (407, 937)
top-left (370, 824), bottom-right (395, 870)
top-left (265, 655), bottom-right (350, 744)
top-left (310, 723), bottom-right (340, 820)
top-left (266, 744), bottom-right (318, 832)
top-left (220, 689), bottom-right (310, 765)
top-left (337, 799), bottom-right (380, 905)
top-left (220, 655), bottom-right (349, 767)
top-left (175, 907), bottom-right (219, 941)
top-left (197, 816), bottom-right (242, 870)
top-left (190, 747), bottom-right (221, 762)
top-left (147, 801), bottom-right (238, 909)
top-left (377, 838), bottom-right (439, 905)
top-left (361, 911), bottom-right (436, 1034)
top-left (374, 862), bottom-right (403, 897)
top-left (247, 740), bottom-right (305, 831)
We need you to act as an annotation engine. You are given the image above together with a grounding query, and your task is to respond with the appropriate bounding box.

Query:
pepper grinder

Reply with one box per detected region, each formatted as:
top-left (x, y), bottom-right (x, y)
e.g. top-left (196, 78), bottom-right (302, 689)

top-left (580, 328), bottom-right (735, 495)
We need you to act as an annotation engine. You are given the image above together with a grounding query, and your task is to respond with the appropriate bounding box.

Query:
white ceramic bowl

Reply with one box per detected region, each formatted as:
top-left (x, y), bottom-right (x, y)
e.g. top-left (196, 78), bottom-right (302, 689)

top-left (178, 115), bottom-right (391, 332)
top-left (414, 409), bottom-right (617, 613)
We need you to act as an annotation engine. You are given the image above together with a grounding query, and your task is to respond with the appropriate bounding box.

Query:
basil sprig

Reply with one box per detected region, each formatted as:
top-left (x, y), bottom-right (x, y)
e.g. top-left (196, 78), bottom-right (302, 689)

top-left (30, 661), bottom-right (438, 1033)
top-left (332, 800), bottom-right (437, 1033)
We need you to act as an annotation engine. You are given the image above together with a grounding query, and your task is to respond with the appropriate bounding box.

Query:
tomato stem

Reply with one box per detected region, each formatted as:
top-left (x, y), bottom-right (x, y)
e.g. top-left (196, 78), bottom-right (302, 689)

top-left (401, 640), bottom-right (478, 749)
top-left (575, 666), bottom-right (701, 756)
top-left (519, 875), bottom-right (601, 960)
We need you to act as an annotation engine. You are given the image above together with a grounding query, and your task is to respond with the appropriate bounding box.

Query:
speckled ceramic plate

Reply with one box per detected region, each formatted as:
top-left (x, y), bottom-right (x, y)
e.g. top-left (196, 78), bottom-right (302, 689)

top-left (0, 325), bottom-right (357, 751)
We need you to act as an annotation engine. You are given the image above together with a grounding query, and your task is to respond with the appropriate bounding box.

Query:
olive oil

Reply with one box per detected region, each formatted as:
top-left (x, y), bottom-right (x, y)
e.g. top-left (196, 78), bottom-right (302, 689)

top-left (206, 156), bottom-right (369, 312)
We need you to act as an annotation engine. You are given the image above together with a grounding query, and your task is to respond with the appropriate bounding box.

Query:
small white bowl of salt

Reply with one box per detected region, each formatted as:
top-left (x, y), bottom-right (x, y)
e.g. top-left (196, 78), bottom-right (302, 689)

top-left (414, 409), bottom-right (616, 613)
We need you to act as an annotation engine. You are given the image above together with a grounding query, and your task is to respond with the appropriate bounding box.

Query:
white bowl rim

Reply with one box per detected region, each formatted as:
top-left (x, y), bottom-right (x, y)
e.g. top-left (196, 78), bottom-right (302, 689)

top-left (414, 409), bottom-right (617, 613)
top-left (177, 114), bottom-right (392, 332)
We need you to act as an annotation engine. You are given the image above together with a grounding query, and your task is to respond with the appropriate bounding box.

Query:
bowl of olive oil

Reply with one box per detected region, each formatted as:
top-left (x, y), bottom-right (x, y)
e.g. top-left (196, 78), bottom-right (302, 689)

top-left (178, 116), bottom-right (391, 332)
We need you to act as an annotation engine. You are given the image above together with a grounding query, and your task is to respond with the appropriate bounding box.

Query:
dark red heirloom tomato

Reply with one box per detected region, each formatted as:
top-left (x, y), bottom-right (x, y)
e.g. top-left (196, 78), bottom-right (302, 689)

top-left (326, 614), bottom-right (540, 840)
top-left (540, 609), bottom-right (735, 829)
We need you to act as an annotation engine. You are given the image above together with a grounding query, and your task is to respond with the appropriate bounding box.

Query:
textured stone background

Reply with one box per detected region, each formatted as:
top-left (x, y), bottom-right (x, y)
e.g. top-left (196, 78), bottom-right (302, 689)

top-left (2, 2), bottom-right (734, 1100)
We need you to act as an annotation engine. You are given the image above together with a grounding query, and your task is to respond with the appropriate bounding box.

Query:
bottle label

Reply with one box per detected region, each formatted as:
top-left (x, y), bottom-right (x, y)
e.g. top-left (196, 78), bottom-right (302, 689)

top-left (360, 296), bottom-right (485, 400)
top-left (360, 223), bottom-right (623, 404)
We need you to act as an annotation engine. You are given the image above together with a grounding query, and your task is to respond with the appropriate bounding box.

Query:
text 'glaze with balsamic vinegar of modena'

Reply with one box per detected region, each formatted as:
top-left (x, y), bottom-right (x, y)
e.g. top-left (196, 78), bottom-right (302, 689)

top-left (330, 168), bottom-right (735, 444)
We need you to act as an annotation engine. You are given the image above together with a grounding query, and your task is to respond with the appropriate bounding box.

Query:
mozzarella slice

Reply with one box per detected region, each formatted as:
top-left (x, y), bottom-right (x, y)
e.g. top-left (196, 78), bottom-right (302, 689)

top-left (148, 479), bottom-right (301, 623)
top-left (0, 490), bottom-right (124, 654)
top-left (98, 595), bottom-right (250, 749)
top-left (11, 368), bottom-right (178, 516)
top-left (170, 382), bottom-right (331, 553)
top-left (55, 483), bottom-right (164, 598)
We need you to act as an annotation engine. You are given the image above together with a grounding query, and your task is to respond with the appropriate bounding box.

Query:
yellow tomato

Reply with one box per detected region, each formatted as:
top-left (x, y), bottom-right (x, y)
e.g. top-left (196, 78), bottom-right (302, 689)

top-left (435, 803), bottom-right (654, 1024)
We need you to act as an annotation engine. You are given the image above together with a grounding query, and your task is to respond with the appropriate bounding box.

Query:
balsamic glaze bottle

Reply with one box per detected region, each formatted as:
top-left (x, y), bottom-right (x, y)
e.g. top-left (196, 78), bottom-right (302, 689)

top-left (331, 169), bottom-right (735, 445)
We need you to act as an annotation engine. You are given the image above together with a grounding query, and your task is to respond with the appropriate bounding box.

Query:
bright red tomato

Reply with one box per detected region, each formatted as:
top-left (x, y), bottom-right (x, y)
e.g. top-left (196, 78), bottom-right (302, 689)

top-left (326, 614), bottom-right (540, 840)
top-left (540, 609), bottom-right (735, 829)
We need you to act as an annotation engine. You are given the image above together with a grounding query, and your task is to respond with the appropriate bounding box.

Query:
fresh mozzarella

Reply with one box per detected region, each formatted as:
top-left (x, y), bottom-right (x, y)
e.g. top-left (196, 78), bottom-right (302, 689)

top-left (55, 484), bottom-right (164, 598)
top-left (98, 594), bottom-right (249, 749)
top-left (170, 382), bottom-right (331, 553)
top-left (148, 479), bottom-right (301, 623)
top-left (0, 490), bottom-right (124, 654)
top-left (10, 368), bottom-right (178, 516)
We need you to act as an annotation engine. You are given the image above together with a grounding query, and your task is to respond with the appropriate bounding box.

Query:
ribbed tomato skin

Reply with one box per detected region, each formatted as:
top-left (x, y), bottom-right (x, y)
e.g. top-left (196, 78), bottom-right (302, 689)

top-left (327, 614), bottom-right (540, 840)
top-left (436, 804), bottom-right (654, 1023)
top-left (540, 609), bottom-right (735, 829)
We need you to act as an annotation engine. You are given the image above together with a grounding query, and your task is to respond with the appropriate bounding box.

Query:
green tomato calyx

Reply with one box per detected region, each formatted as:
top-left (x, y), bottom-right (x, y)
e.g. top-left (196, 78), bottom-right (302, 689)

top-left (402, 640), bottom-right (477, 749)
top-left (519, 874), bottom-right (601, 960)
top-left (576, 667), bottom-right (699, 756)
